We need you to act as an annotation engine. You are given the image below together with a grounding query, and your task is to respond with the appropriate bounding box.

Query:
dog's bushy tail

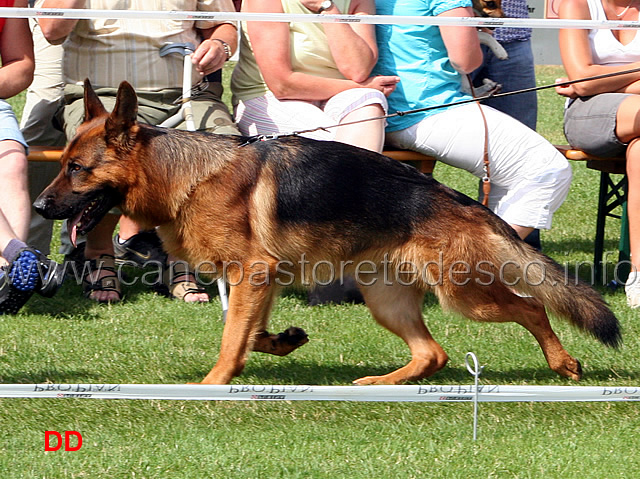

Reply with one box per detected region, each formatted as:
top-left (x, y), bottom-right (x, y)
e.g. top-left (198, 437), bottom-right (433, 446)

top-left (495, 231), bottom-right (621, 348)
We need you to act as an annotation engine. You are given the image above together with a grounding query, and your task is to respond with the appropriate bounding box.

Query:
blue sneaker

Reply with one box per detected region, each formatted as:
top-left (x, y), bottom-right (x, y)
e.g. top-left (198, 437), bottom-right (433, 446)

top-left (0, 248), bottom-right (65, 315)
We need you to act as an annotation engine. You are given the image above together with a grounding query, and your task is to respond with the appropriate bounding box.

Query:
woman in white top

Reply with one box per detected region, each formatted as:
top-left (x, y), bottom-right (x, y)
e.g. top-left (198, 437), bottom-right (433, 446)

top-left (557, 0), bottom-right (640, 307)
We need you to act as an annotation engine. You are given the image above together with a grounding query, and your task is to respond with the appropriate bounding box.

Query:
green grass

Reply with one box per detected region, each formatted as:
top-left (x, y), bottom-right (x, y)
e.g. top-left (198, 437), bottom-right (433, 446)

top-left (1, 66), bottom-right (639, 478)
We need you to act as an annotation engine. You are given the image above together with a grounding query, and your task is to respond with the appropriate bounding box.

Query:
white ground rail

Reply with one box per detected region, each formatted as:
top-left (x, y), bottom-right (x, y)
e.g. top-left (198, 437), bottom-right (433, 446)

top-left (0, 383), bottom-right (638, 402)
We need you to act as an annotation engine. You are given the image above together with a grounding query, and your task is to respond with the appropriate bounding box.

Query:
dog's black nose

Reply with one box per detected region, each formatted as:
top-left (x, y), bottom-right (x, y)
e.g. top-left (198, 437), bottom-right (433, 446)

top-left (33, 195), bottom-right (50, 218)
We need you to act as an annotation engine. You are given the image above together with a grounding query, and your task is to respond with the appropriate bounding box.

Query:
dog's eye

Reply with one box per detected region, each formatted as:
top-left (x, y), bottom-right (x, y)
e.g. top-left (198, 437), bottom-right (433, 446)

top-left (485, 1), bottom-right (497, 8)
top-left (68, 162), bottom-right (83, 173)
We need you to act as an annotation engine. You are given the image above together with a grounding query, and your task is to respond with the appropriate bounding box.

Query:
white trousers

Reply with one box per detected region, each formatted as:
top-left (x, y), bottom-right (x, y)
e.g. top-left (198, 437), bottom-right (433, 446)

top-left (387, 104), bottom-right (572, 229)
top-left (235, 88), bottom-right (388, 141)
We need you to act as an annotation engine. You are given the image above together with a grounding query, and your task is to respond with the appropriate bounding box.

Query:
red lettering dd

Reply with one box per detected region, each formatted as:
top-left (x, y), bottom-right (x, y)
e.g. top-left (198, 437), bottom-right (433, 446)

top-left (44, 431), bottom-right (62, 451)
top-left (65, 431), bottom-right (83, 451)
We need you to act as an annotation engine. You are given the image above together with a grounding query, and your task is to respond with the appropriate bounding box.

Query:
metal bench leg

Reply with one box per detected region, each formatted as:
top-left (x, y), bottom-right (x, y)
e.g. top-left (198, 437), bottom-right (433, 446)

top-left (594, 172), bottom-right (608, 284)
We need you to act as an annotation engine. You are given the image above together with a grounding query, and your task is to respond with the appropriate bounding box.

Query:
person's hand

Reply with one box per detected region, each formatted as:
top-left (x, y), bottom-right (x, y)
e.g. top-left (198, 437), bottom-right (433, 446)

top-left (191, 39), bottom-right (228, 77)
top-left (299, 0), bottom-right (332, 12)
top-left (358, 75), bottom-right (400, 97)
top-left (554, 77), bottom-right (579, 98)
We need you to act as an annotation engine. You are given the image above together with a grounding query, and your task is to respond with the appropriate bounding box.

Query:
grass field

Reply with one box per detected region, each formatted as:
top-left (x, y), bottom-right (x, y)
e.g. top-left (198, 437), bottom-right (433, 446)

top-left (1, 65), bottom-right (639, 478)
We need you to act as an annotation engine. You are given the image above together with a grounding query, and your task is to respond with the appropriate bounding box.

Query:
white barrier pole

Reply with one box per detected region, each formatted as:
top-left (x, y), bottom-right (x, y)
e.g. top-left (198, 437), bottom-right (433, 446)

top-left (1, 8), bottom-right (640, 30)
top-left (0, 383), bottom-right (639, 402)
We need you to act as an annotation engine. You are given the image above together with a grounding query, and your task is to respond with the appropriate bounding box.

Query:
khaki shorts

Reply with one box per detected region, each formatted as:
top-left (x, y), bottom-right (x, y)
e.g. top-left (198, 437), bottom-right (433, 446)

top-left (59, 82), bottom-right (240, 139)
top-left (564, 93), bottom-right (630, 158)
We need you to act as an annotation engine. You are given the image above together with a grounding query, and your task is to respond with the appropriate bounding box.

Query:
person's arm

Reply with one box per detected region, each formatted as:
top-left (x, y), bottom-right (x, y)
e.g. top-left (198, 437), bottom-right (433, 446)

top-left (0, 0), bottom-right (34, 99)
top-left (192, 22), bottom-right (239, 76)
top-left (558, 0), bottom-right (640, 96)
top-left (301, 0), bottom-right (378, 82)
top-left (438, 7), bottom-right (483, 74)
top-left (243, 0), bottom-right (398, 101)
top-left (39, 0), bottom-right (85, 44)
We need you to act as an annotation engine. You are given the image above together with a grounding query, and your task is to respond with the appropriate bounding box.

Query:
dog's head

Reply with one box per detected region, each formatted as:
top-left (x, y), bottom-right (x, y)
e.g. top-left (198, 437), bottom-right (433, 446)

top-left (33, 79), bottom-right (140, 246)
top-left (472, 0), bottom-right (504, 17)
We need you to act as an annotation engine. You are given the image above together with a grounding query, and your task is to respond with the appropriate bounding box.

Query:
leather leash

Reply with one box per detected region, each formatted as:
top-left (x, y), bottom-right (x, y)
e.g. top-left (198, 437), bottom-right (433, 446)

top-left (467, 74), bottom-right (492, 207)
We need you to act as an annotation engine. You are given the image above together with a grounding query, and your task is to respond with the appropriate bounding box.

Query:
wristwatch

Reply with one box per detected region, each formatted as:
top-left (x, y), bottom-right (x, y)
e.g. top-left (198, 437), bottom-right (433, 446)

top-left (317, 0), bottom-right (333, 13)
top-left (212, 38), bottom-right (232, 62)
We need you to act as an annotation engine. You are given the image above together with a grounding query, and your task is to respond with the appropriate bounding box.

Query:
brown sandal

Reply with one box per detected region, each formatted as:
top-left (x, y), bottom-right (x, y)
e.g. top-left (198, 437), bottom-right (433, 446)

top-left (162, 261), bottom-right (208, 302)
top-left (82, 254), bottom-right (122, 303)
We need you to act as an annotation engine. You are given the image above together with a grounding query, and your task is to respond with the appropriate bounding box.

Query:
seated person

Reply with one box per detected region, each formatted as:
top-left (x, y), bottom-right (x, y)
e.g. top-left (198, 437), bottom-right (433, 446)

top-left (231, 0), bottom-right (400, 154)
top-left (0, 1), bottom-right (64, 315)
top-left (39, 0), bottom-right (240, 304)
top-left (373, 0), bottom-right (572, 242)
top-left (555, 0), bottom-right (640, 307)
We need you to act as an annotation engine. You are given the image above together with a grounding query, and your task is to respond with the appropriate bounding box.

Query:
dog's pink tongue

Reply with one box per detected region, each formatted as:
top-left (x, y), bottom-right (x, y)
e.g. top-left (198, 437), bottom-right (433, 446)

top-left (68, 211), bottom-right (82, 248)
top-left (70, 224), bottom-right (78, 248)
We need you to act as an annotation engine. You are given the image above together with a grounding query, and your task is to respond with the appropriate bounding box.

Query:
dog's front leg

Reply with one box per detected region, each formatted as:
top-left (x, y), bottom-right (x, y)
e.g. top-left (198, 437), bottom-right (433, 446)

top-left (199, 268), bottom-right (277, 385)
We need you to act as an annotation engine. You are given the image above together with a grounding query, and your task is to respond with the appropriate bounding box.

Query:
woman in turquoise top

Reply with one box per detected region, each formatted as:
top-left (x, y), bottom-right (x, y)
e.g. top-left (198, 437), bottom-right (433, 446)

top-left (374, 0), bottom-right (572, 242)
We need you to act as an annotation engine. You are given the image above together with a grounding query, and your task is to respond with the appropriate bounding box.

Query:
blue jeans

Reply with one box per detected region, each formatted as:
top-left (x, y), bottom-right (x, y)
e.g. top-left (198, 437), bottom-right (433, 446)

top-left (471, 39), bottom-right (537, 131)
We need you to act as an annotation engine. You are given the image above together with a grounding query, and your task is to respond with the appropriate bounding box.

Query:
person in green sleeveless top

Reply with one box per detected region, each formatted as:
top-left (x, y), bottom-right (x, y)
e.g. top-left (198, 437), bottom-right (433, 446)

top-left (231, 0), bottom-right (399, 154)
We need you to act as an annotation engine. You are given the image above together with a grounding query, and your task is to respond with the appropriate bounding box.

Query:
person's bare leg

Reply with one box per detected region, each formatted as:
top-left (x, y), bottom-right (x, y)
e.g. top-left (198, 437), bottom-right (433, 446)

top-left (615, 96), bottom-right (640, 306)
top-left (83, 213), bottom-right (121, 303)
top-left (116, 215), bottom-right (140, 241)
top-left (335, 105), bottom-right (385, 153)
top-left (511, 225), bottom-right (535, 241)
top-left (0, 141), bottom-right (30, 244)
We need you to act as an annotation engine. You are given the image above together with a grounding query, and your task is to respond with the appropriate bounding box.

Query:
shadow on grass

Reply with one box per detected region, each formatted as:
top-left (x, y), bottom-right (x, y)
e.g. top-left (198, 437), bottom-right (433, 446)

top-left (21, 264), bottom-right (210, 317)
top-left (177, 360), bottom-right (640, 386)
top-left (0, 368), bottom-right (101, 384)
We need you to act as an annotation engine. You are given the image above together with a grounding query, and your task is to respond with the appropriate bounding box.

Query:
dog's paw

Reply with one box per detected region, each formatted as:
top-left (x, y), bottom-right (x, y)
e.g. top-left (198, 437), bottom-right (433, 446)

top-left (560, 357), bottom-right (583, 381)
top-left (252, 327), bottom-right (309, 356)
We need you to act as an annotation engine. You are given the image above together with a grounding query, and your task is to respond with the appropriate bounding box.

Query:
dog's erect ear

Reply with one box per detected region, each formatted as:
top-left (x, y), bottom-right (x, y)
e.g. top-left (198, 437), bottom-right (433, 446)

top-left (105, 81), bottom-right (139, 148)
top-left (83, 78), bottom-right (108, 121)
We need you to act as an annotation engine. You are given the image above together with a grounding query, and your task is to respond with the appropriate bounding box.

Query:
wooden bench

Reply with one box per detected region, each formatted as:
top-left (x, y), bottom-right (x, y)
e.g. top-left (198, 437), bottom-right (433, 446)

top-left (26, 145), bottom-right (438, 173)
top-left (383, 148), bottom-right (436, 174)
top-left (27, 145), bottom-right (65, 162)
top-left (556, 146), bottom-right (628, 283)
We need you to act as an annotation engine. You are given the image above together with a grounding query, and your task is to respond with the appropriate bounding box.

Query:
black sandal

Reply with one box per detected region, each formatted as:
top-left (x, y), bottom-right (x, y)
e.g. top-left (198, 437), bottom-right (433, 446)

top-left (82, 254), bottom-right (122, 303)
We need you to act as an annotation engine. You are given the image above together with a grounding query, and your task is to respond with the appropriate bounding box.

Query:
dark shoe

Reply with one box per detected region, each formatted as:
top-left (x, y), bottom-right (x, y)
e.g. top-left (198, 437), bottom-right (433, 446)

top-left (524, 229), bottom-right (542, 251)
top-left (307, 276), bottom-right (364, 306)
top-left (0, 247), bottom-right (65, 314)
top-left (113, 230), bottom-right (166, 268)
top-left (0, 270), bottom-right (33, 315)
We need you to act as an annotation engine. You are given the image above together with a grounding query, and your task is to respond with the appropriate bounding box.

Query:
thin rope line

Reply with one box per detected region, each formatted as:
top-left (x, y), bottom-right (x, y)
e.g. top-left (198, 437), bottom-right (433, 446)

top-left (268, 66), bottom-right (640, 140)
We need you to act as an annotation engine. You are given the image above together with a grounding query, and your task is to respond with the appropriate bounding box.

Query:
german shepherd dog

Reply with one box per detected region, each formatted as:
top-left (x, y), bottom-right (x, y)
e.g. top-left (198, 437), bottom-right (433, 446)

top-left (34, 80), bottom-right (621, 385)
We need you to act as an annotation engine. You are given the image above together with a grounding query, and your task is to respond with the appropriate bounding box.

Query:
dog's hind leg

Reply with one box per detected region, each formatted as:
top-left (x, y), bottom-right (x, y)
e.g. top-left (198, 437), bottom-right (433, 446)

top-left (354, 281), bottom-right (448, 385)
top-left (442, 285), bottom-right (583, 381)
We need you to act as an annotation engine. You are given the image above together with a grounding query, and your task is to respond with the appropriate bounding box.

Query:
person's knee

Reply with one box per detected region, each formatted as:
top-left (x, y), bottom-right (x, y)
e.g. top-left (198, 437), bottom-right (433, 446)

top-left (0, 148), bottom-right (28, 183)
